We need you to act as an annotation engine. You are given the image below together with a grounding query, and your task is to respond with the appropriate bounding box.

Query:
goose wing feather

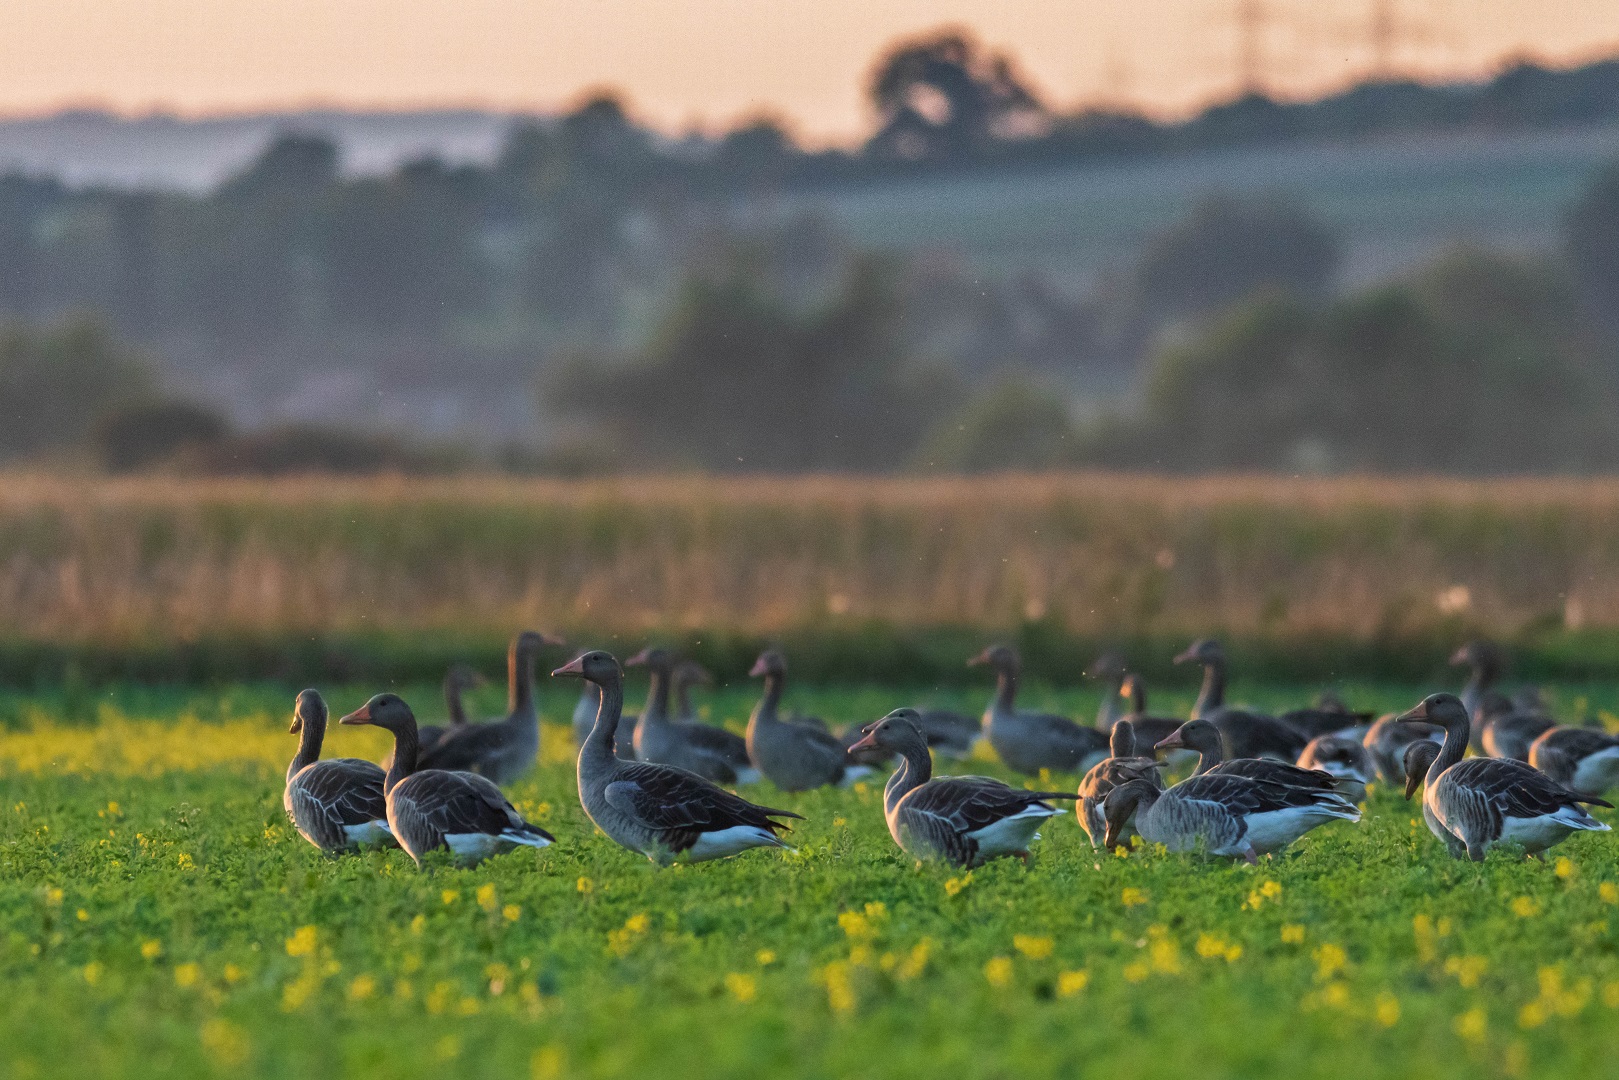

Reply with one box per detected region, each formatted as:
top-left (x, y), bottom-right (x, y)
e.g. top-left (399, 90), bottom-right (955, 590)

top-left (1444, 757), bottom-right (1612, 818)
top-left (396, 769), bottom-right (553, 844)
top-left (603, 762), bottom-right (801, 843)
top-left (417, 722), bottom-right (509, 772)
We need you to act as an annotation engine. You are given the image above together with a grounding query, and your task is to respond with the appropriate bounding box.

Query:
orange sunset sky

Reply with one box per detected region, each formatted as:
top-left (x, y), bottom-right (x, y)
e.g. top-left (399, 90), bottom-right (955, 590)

top-left (6, 0), bottom-right (1619, 142)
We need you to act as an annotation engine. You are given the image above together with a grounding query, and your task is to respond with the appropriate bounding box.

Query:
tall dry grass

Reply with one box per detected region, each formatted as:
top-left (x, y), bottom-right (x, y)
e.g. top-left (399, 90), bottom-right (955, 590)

top-left (1, 471), bottom-right (1617, 645)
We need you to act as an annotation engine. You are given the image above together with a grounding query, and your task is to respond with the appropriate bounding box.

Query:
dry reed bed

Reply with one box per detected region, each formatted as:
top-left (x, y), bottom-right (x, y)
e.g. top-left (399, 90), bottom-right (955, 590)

top-left (2, 472), bottom-right (1618, 643)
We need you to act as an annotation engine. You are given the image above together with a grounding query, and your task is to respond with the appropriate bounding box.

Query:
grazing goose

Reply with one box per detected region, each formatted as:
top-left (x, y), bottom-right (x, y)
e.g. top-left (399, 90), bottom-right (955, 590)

top-left (1529, 726), bottom-right (1619, 798)
top-left (1279, 693), bottom-right (1376, 742)
top-left (1077, 720), bottom-right (1166, 848)
top-left (1362, 712), bottom-right (1443, 786)
top-left (1155, 719), bottom-right (1345, 796)
top-left (1476, 691), bottom-right (1556, 762)
top-left (671, 660), bottom-right (712, 723)
top-left (557, 650), bottom-right (801, 864)
top-left (848, 709), bottom-right (1077, 867)
top-left (747, 651), bottom-right (872, 791)
top-left (969, 645), bottom-right (1110, 775)
top-left (284, 689), bottom-right (394, 853)
top-left (1403, 739), bottom-right (1441, 801)
top-left (339, 694), bottom-right (553, 867)
top-left (1088, 651), bottom-right (1129, 731)
top-left (381, 664), bottom-right (486, 773)
top-left (1395, 693), bottom-right (1610, 861)
top-left (1451, 641), bottom-right (1505, 752)
top-left (1296, 735), bottom-right (1374, 803)
top-left (1102, 772), bottom-right (1360, 863)
top-left (628, 646), bottom-right (758, 785)
top-left (1172, 639), bottom-right (1307, 761)
top-left (420, 630), bottom-right (565, 784)
top-left (1112, 674), bottom-right (1184, 752)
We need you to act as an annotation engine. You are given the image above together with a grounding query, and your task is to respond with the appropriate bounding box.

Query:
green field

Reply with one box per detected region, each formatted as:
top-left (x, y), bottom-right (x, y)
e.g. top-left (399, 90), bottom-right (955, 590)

top-left (5, 678), bottom-right (1619, 1080)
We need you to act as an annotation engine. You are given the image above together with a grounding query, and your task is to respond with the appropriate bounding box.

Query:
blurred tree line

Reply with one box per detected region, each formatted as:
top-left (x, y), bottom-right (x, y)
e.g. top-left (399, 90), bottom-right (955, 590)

top-left (7, 28), bottom-right (1619, 474)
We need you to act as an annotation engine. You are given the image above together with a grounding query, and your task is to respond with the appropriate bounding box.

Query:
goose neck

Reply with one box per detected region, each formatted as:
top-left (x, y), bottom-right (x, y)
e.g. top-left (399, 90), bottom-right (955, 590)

top-left (383, 724), bottom-right (419, 795)
top-left (444, 682), bottom-right (469, 727)
top-left (1429, 713), bottom-right (1469, 786)
top-left (993, 663), bottom-right (1018, 713)
top-left (581, 674), bottom-right (624, 769)
top-left (641, 665), bottom-right (672, 727)
top-left (884, 743), bottom-right (933, 815)
top-left (751, 673), bottom-right (785, 732)
top-left (509, 640), bottom-right (538, 718)
top-left (1192, 660), bottom-right (1225, 720)
top-left (287, 716), bottom-right (324, 782)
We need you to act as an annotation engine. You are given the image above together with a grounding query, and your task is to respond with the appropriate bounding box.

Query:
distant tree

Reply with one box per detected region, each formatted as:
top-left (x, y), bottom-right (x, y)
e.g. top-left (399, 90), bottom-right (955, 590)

top-left (866, 28), bottom-right (1046, 160)
top-left (93, 399), bottom-right (229, 473)
top-left (914, 377), bottom-right (1076, 471)
top-left (0, 317), bottom-right (154, 462)
top-left (219, 132), bottom-right (339, 201)
top-left (1134, 195), bottom-right (1343, 323)
top-left (1566, 162), bottom-right (1619, 333)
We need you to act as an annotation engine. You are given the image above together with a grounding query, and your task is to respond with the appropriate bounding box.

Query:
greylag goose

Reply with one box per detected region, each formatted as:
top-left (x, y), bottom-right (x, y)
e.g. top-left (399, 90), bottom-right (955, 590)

top-left (420, 629), bottom-right (566, 784)
top-left (284, 689), bottom-right (394, 852)
top-left (1529, 726), bottom-right (1619, 798)
top-left (1155, 719), bottom-right (1347, 797)
top-left (556, 650), bottom-right (801, 864)
top-left (747, 650), bottom-right (872, 791)
top-left (1476, 691), bottom-right (1555, 762)
top-left (672, 660), bottom-right (712, 723)
top-left (1172, 639), bottom-right (1307, 761)
top-left (1088, 651), bottom-right (1129, 731)
top-left (1296, 735), bottom-right (1373, 803)
top-left (628, 646), bottom-right (757, 785)
top-left (1112, 674), bottom-right (1184, 752)
top-left (381, 663), bottom-right (486, 773)
top-left (339, 694), bottom-right (554, 867)
top-left (969, 645), bottom-right (1110, 775)
top-left (1451, 640), bottom-right (1505, 751)
top-left (1362, 712), bottom-right (1443, 786)
top-left (1278, 692), bottom-right (1375, 741)
top-left (847, 709), bottom-right (1077, 867)
top-left (1395, 693), bottom-right (1611, 861)
top-left (1077, 720), bottom-right (1166, 848)
top-left (1402, 739), bottom-right (1441, 801)
top-left (573, 680), bottom-right (637, 759)
top-left (1102, 772), bottom-right (1360, 863)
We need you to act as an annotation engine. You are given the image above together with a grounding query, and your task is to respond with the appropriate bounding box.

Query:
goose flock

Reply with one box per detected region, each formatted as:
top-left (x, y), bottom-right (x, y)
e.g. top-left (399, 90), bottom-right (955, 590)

top-left (281, 631), bottom-right (1617, 872)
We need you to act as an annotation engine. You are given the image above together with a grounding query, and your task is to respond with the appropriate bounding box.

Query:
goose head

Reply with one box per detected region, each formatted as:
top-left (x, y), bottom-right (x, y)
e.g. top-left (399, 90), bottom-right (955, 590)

top-left (1173, 638), bottom-right (1224, 667)
top-left (625, 646), bottom-right (676, 674)
top-left (290, 688), bottom-right (326, 735)
top-left (1155, 718), bottom-right (1221, 757)
top-left (551, 650), bottom-right (623, 685)
top-left (1120, 673), bottom-right (1145, 708)
top-left (514, 630), bottom-right (568, 658)
top-left (444, 664), bottom-right (488, 694)
top-left (1402, 739), bottom-right (1441, 800)
top-left (749, 650), bottom-right (787, 679)
top-left (1110, 718), bottom-right (1138, 758)
top-left (1087, 651), bottom-right (1127, 681)
top-left (1395, 693), bottom-right (1470, 740)
top-left (672, 660), bottom-right (713, 689)
top-left (1102, 778), bottom-right (1159, 851)
top-left (847, 708), bottom-right (928, 757)
top-left (967, 644), bottom-right (1018, 672)
top-left (338, 693), bottom-right (416, 732)
top-left (1314, 691), bottom-right (1349, 714)
top-left (1449, 640), bottom-right (1502, 678)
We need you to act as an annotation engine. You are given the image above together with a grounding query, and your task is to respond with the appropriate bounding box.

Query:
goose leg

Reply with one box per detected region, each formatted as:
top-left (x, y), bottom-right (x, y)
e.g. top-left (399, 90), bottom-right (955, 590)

top-left (1239, 844), bottom-right (1259, 866)
top-left (1016, 850), bottom-right (1032, 866)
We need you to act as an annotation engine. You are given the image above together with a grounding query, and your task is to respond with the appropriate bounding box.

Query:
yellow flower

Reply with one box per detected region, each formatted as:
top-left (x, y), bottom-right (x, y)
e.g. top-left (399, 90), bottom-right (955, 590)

top-left (1149, 935), bottom-right (1182, 975)
top-left (576, 877), bottom-right (594, 895)
top-left (1057, 970), bottom-right (1089, 997)
top-left (1120, 887), bottom-right (1148, 907)
top-left (1374, 991), bottom-right (1401, 1027)
top-left (724, 972), bottom-right (757, 1003)
top-left (1444, 955), bottom-right (1487, 989)
top-left (82, 962), bottom-right (103, 985)
top-left (434, 1035), bottom-right (462, 1060)
top-left (503, 904), bottom-right (522, 923)
top-left (1600, 882), bottom-right (1619, 905)
top-left (1519, 1000), bottom-right (1548, 1029)
top-left (284, 926), bottom-right (318, 958)
top-left (1313, 943), bottom-right (1347, 981)
top-left (756, 949), bottom-right (777, 967)
top-left (441, 889), bottom-right (460, 906)
top-left (1013, 935), bottom-right (1054, 960)
top-left (76, 909), bottom-right (89, 922)
top-left (43, 887), bottom-right (63, 907)
top-left (1555, 857), bottom-right (1576, 879)
top-left (1195, 934), bottom-right (1241, 962)
top-left (1602, 980), bottom-right (1619, 1009)
top-left (140, 940), bottom-right (163, 961)
top-left (1510, 896), bottom-right (1541, 918)
top-left (199, 1018), bottom-right (250, 1067)
top-left (944, 874), bottom-right (973, 897)
top-left (607, 913), bottom-right (651, 957)
top-left (173, 962), bottom-right (201, 988)
top-left (1454, 1007), bottom-right (1487, 1042)
top-left (895, 940), bottom-right (932, 981)
top-left (838, 911), bottom-right (875, 940)
top-left (531, 1046), bottom-right (566, 1080)
top-left (983, 956), bottom-right (1014, 988)
top-left (476, 883), bottom-right (498, 912)
top-left (348, 974), bottom-right (377, 1001)
top-left (222, 963), bottom-right (243, 984)
top-left (410, 914), bottom-right (426, 934)
top-left (1280, 924), bottom-right (1306, 945)
top-left (1122, 960), bottom-right (1149, 983)
top-left (819, 960), bottom-right (857, 1014)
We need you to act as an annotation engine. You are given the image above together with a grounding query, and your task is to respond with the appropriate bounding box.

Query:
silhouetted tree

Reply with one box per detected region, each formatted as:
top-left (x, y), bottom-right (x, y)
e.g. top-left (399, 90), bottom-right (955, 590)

top-left (0, 317), bottom-right (153, 462)
top-left (867, 28), bottom-right (1046, 160)
top-left (93, 399), bottom-right (229, 472)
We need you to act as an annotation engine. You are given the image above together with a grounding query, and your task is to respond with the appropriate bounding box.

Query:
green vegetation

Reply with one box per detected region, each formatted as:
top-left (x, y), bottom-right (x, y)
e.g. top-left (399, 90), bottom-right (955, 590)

top-left (4, 679), bottom-right (1619, 1079)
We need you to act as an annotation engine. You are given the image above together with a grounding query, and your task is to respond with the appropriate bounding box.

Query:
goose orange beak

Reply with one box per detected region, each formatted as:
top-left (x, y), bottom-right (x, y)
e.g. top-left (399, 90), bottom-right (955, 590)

top-left (1172, 648), bottom-right (1197, 664)
top-left (966, 649), bottom-right (992, 667)
top-left (846, 729), bottom-right (879, 754)
top-left (552, 656), bottom-right (586, 678)
top-left (1395, 703), bottom-right (1429, 723)
top-left (338, 704), bottom-right (372, 725)
top-left (1153, 730), bottom-right (1186, 751)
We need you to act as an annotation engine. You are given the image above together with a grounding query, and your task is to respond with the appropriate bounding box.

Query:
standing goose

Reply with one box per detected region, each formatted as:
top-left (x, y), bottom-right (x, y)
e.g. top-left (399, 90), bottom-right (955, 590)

top-left (671, 660), bottom-right (713, 723)
top-left (339, 694), bottom-right (553, 867)
top-left (1529, 726), bottom-right (1619, 798)
top-left (1395, 693), bottom-right (1610, 861)
top-left (1296, 735), bottom-right (1374, 803)
top-left (1172, 639), bottom-right (1307, 761)
top-left (1088, 651), bottom-right (1129, 731)
top-left (1077, 720), bottom-right (1166, 848)
top-left (1363, 712), bottom-right (1443, 786)
top-left (284, 689), bottom-right (394, 852)
top-left (381, 664), bottom-right (486, 773)
top-left (421, 630), bottom-right (566, 784)
top-left (1451, 641), bottom-right (1505, 752)
top-left (573, 680), bottom-right (638, 759)
top-left (1155, 719), bottom-right (1347, 796)
top-left (628, 646), bottom-right (757, 785)
top-left (557, 650), bottom-right (801, 864)
top-left (747, 650), bottom-right (871, 791)
top-left (1403, 739), bottom-right (1442, 801)
top-left (969, 645), bottom-right (1110, 775)
top-left (1476, 691), bottom-right (1556, 762)
top-left (1279, 693), bottom-right (1376, 742)
top-left (847, 709), bottom-right (1077, 868)
top-left (1102, 772), bottom-right (1360, 863)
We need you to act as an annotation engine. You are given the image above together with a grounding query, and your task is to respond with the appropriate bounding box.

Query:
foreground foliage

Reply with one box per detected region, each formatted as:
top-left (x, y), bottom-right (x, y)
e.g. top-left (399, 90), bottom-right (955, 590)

top-left (3, 681), bottom-right (1619, 1080)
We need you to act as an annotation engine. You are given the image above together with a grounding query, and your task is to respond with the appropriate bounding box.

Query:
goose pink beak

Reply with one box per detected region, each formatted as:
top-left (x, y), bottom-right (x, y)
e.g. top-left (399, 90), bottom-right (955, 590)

top-left (846, 730), bottom-right (879, 754)
top-left (1153, 730), bottom-right (1185, 751)
top-left (552, 656), bottom-right (587, 678)
top-left (338, 704), bottom-right (372, 725)
top-left (749, 656), bottom-right (770, 677)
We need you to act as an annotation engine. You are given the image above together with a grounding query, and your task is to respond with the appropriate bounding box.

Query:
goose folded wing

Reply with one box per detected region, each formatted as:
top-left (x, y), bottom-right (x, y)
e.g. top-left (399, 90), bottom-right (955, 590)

top-left (1174, 772), bottom-right (1345, 814)
top-left (418, 724), bottom-right (505, 772)
top-left (604, 764), bottom-right (802, 835)
top-left (674, 722), bottom-right (750, 759)
top-left (1542, 728), bottom-right (1619, 761)
top-left (404, 771), bottom-right (536, 836)
top-left (1450, 758), bottom-right (1613, 815)
top-left (1210, 759), bottom-right (1339, 791)
top-left (294, 759), bottom-right (387, 824)
top-left (903, 777), bottom-right (1063, 835)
